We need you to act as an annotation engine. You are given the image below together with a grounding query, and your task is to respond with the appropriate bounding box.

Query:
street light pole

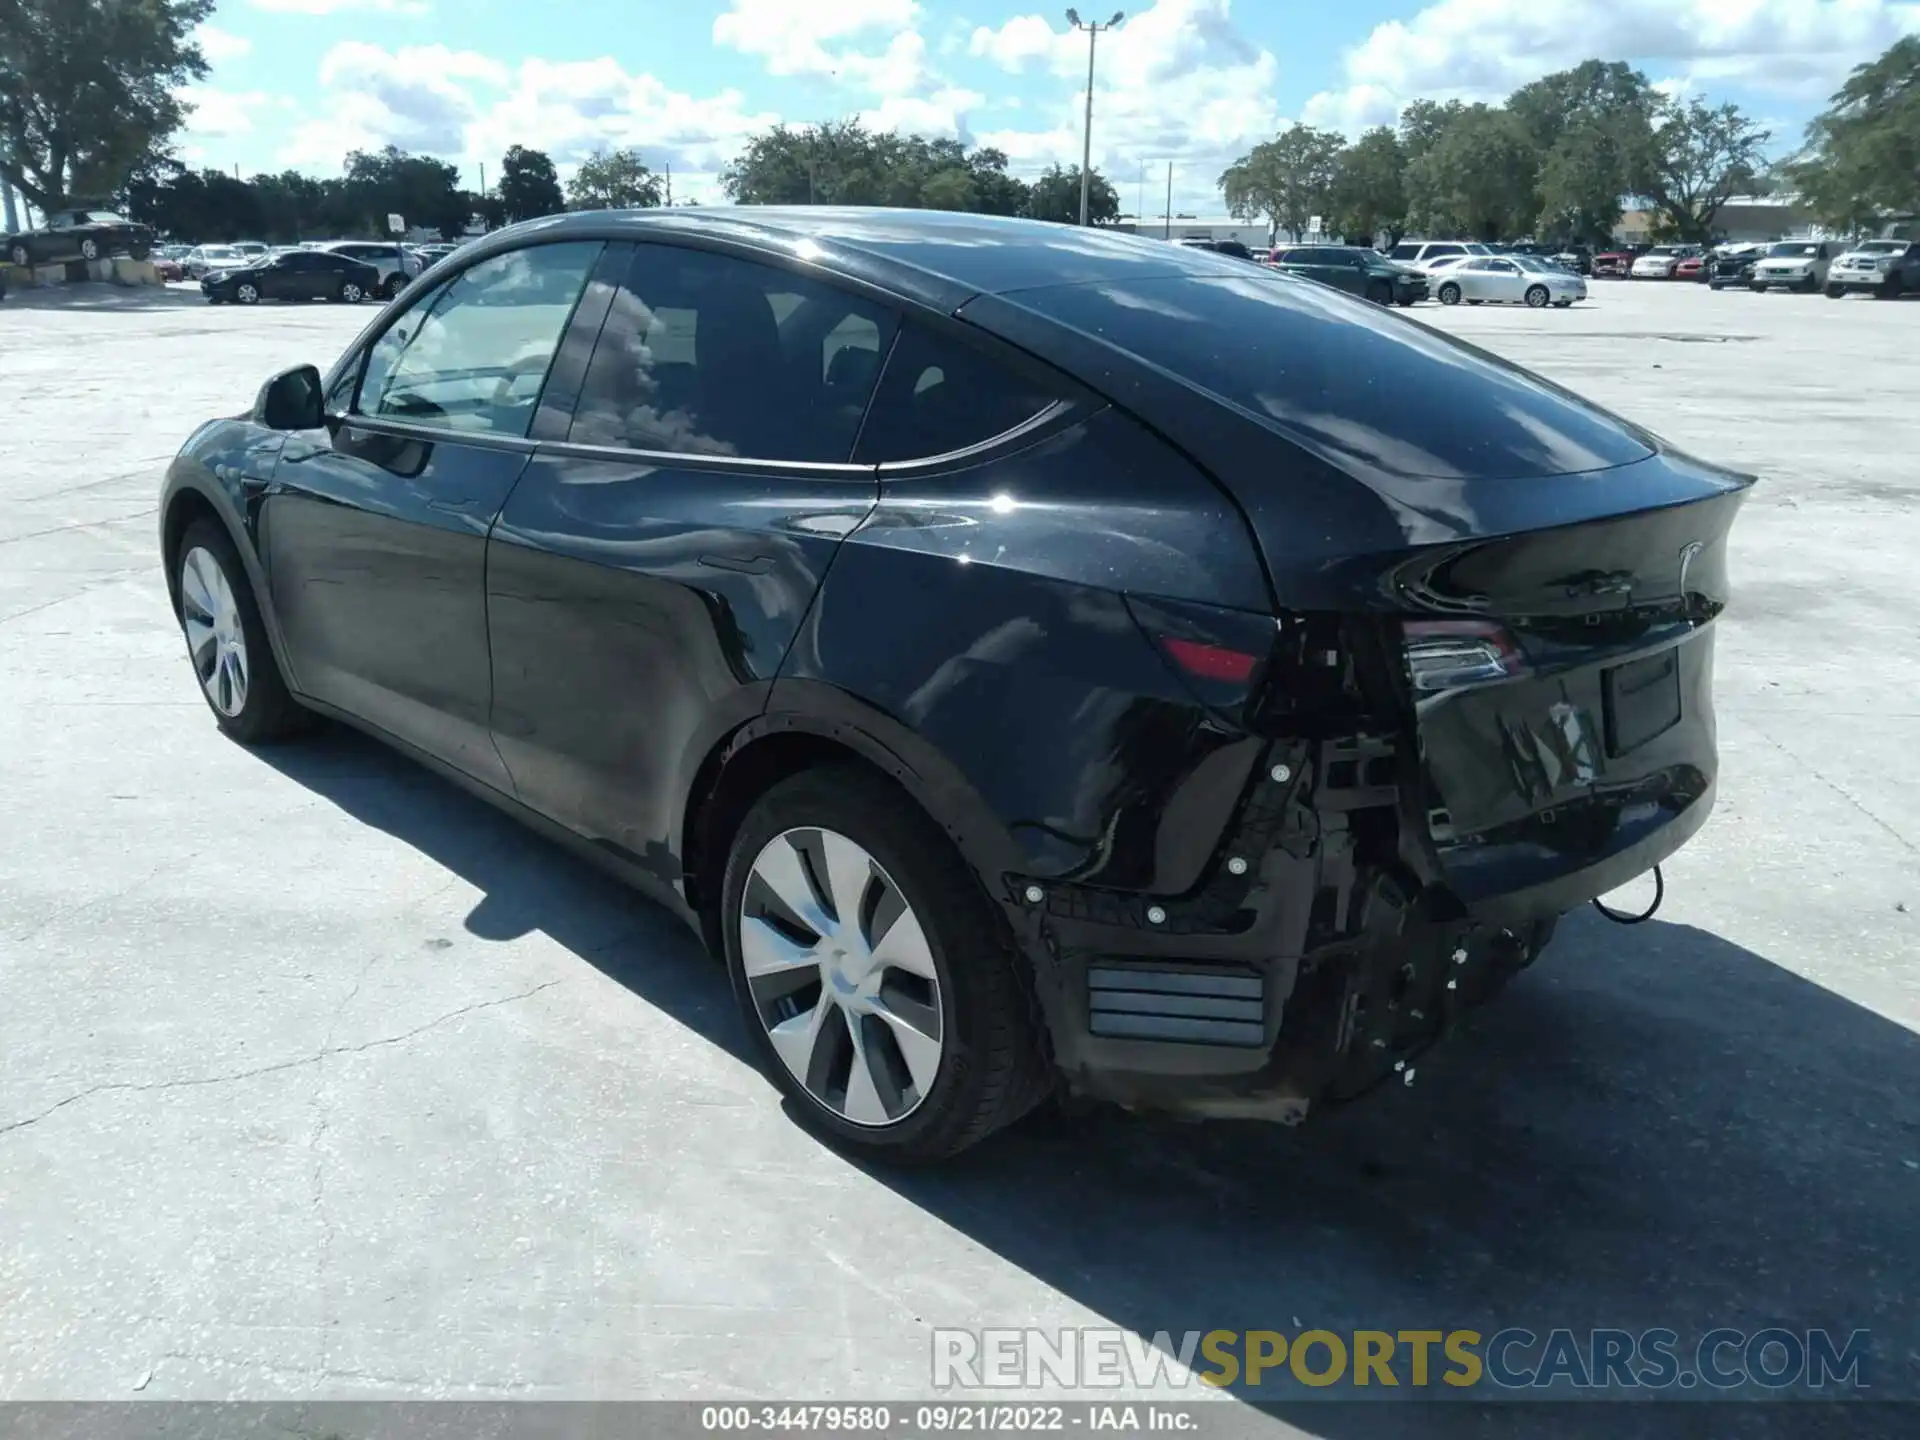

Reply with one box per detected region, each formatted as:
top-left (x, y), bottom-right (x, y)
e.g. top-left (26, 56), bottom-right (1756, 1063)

top-left (1065, 9), bottom-right (1123, 226)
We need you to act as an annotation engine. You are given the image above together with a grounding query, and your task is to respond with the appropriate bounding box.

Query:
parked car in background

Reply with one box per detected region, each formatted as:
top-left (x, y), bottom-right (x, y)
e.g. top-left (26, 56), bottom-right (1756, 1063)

top-left (1675, 254), bottom-right (1707, 282)
top-left (311, 240), bottom-right (425, 298)
top-left (1824, 239), bottom-right (1920, 298)
top-left (1591, 246), bottom-right (1643, 278)
top-left (1749, 240), bottom-right (1838, 292)
top-left (1266, 244), bottom-right (1426, 305)
top-left (153, 255), bottom-right (186, 282)
top-left (1629, 245), bottom-right (1700, 279)
top-left (1180, 237), bottom-right (1257, 261)
top-left (158, 207), bottom-right (1751, 1159)
top-left (184, 245), bottom-right (246, 279)
top-left (1387, 240), bottom-right (1491, 270)
top-left (201, 248), bottom-right (382, 305)
top-left (1706, 243), bottom-right (1765, 289)
top-left (5, 208), bottom-right (155, 267)
top-left (1551, 245), bottom-right (1593, 274)
top-left (1434, 254), bottom-right (1587, 308)
top-left (232, 241), bottom-right (269, 259)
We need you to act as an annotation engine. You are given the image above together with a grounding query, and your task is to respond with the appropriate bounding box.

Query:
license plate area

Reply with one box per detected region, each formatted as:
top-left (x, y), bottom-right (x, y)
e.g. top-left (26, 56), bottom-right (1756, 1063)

top-left (1603, 649), bottom-right (1682, 756)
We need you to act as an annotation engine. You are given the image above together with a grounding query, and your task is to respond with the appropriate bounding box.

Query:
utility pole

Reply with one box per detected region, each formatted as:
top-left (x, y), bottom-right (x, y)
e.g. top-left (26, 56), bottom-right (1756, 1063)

top-left (1066, 10), bottom-right (1124, 226)
top-left (665, 161), bottom-right (673, 207)
top-left (1164, 162), bottom-right (1172, 240)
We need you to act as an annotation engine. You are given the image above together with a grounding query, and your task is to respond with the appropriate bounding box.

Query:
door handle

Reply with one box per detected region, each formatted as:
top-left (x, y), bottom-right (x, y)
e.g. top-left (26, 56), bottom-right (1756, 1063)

top-left (699, 553), bottom-right (773, 575)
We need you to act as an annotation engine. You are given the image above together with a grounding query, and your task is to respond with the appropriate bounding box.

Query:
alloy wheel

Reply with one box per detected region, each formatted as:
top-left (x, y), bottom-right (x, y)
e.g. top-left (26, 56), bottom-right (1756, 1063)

top-left (236, 283), bottom-right (259, 304)
top-left (739, 827), bottom-right (945, 1128)
top-left (179, 546), bottom-right (249, 717)
top-left (342, 282), bottom-right (362, 303)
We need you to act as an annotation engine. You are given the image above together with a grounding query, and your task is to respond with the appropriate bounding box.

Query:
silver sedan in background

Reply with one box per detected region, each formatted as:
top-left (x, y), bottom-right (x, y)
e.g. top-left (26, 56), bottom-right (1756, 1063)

top-left (1433, 255), bottom-right (1588, 308)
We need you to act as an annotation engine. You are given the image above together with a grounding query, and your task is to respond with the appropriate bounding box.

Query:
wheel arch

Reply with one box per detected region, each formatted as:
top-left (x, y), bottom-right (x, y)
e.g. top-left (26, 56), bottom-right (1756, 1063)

top-left (159, 450), bottom-right (301, 688)
top-left (679, 693), bottom-right (1025, 959)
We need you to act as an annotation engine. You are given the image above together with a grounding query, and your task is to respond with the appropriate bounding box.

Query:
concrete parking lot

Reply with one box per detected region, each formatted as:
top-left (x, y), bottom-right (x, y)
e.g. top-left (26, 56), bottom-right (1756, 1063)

top-left (0, 277), bottom-right (1914, 1424)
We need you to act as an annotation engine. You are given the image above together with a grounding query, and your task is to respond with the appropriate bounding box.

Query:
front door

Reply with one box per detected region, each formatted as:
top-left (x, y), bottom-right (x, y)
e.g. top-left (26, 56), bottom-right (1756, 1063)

top-left (261, 238), bottom-right (606, 789)
top-left (485, 239), bottom-right (896, 893)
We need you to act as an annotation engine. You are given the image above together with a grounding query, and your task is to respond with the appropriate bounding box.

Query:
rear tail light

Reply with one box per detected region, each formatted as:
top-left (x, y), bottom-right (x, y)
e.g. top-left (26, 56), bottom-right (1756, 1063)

top-left (1401, 619), bottom-right (1527, 693)
top-left (1157, 635), bottom-right (1261, 684)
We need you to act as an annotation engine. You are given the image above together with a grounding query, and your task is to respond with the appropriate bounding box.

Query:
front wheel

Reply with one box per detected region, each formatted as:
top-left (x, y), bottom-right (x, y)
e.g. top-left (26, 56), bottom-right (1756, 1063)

top-left (1365, 280), bottom-right (1391, 305)
top-left (1826, 283), bottom-right (1845, 299)
top-left (383, 274), bottom-right (406, 299)
top-left (721, 766), bottom-right (1050, 1161)
top-left (235, 281), bottom-right (259, 305)
top-left (1437, 282), bottom-right (1461, 306)
top-left (1524, 284), bottom-right (1549, 308)
top-left (9, 242), bottom-right (29, 267)
top-left (173, 518), bottom-right (312, 743)
top-left (1882, 275), bottom-right (1903, 299)
top-left (1395, 295), bottom-right (1416, 307)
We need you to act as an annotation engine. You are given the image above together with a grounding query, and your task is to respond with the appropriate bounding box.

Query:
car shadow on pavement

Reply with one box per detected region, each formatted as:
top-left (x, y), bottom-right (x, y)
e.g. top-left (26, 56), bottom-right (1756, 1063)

top-left (1, 283), bottom-right (213, 312)
top-left (259, 725), bottom-right (1914, 1438)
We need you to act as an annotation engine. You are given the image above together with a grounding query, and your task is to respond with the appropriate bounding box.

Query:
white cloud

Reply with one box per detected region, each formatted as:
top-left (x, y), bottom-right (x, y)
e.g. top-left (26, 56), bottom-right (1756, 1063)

top-left (1302, 0), bottom-right (1920, 137)
top-left (712, 0), bottom-right (922, 79)
top-left (181, 86), bottom-right (269, 139)
top-left (966, 1), bottom-right (1286, 208)
top-left (193, 24), bottom-right (253, 64)
top-left (283, 43), bottom-right (781, 203)
top-left (248, 0), bottom-right (429, 14)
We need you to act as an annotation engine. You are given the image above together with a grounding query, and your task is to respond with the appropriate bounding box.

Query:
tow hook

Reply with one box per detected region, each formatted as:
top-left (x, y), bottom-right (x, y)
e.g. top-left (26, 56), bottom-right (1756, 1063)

top-left (1592, 864), bottom-right (1666, 924)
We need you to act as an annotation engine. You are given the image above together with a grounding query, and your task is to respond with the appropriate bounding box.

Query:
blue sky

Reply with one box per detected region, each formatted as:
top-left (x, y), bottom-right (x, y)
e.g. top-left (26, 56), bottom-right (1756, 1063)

top-left (179, 0), bottom-right (1920, 213)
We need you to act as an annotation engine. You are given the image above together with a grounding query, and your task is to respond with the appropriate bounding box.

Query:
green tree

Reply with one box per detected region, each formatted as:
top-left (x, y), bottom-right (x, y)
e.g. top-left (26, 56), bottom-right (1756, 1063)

top-left (1507, 60), bottom-right (1659, 241)
top-left (1786, 37), bottom-right (1920, 232)
top-left (1026, 163), bottom-right (1118, 224)
top-left (566, 146), bottom-right (663, 210)
top-left (340, 145), bottom-right (465, 237)
top-left (1404, 104), bottom-right (1539, 240)
top-left (498, 144), bottom-right (564, 222)
top-left (964, 146), bottom-right (1029, 216)
top-left (1644, 98), bottom-right (1769, 242)
top-left (1220, 124), bottom-right (1344, 241)
top-left (1398, 99), bottom-right (1467, 166)
top-left (0, 0), bottom-right (215, 208)
top-left (1327, 126), bottom-right (1407, 245)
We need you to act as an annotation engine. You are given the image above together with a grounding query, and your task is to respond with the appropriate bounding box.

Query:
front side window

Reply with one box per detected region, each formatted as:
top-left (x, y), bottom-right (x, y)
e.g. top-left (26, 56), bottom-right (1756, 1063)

top-left (854, 322), bottom-right (1065, 465)
top-left (568, 245), bottom-right (899, 462)
top-left (356, 240), bottom-right (602, 437)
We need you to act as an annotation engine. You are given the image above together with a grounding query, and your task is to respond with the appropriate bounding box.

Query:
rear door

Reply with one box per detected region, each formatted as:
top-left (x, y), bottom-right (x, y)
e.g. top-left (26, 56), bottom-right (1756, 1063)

top-left (484, 240), bottom-right (895, 890)
top-left (263, 238), bottom-right (605, 787)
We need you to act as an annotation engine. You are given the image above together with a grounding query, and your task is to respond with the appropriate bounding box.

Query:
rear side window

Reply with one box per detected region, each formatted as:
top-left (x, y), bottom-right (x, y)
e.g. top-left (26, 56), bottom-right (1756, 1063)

top-left (1389, 244), bottom-right (1418, 260)
top-left (1430, 244), bottom-right (1465, 258)
top-left (854, 322), bottom-right (1064, 464)
top-left (568, 245), bottom-right (898, 462)
top-left (1014, 276), bottom-right (1652, 482)
top-left (356, 240), bottom-right (602, 437)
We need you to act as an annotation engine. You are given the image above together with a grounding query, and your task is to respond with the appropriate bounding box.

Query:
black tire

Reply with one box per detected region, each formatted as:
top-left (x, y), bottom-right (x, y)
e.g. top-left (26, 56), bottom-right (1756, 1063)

top-left (1826, 283), bottom-right (1844, 299)
top-left (1882, 275), bottom-right (1903, 299)
top-left (1800, 274), bottom-right (1818, 293)
top-left (1394, 295), bottom-right (1417, 307)
top-left (720, 765), bottom-right (1051, 1161)
top-left (1552, 299), bottom-right (1573, 307)
top-left (1365, 280), bottom-right (1391, 305)
top-left (1524, 284), bottom-right (1549, 308)
top-left (1437, 281), bottom-right (1461, 306)
top-left (172, 517), bottom-right (312, 744)
top-left (7, 242), bottom-right (27, 267)
top-left (383, 274), bottom-right (406, 299)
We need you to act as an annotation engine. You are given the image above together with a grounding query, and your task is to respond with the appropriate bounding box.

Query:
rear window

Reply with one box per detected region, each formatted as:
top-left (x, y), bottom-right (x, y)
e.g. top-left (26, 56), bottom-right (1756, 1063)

top-left (1013, 275), bottom-right (1653, 482)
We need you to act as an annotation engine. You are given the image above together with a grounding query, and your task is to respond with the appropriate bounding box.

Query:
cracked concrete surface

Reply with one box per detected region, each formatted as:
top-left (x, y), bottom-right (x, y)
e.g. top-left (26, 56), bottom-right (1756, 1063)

top-left (0, 280), bottom-right (1914, 1422)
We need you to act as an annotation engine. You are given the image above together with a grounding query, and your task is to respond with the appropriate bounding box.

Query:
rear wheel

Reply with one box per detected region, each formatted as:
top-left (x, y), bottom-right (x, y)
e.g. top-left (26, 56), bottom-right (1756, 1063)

top-left (721, 766), bottom-right (1050, 1161)
top-left (1524, 284), bottom-right (1549, 308)
top-left (79, 237), bottom-right (100, 262)
top-left (173, 518), bottom-right (311, 743)
top-left (8, 242), bottom-right (27, 267)
top-left (338, 279), bottom-right (364, 304)
top-left (1437, 281), bottom-right (1461, 306)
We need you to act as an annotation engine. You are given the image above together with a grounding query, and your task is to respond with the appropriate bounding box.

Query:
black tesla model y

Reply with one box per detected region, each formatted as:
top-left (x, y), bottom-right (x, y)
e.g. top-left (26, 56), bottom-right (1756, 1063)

top-left (161, 209), bottom-right (1752, 1159)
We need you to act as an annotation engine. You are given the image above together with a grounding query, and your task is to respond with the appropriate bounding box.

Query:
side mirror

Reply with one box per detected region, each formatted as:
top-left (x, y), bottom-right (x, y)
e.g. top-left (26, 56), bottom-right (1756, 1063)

top-left (253, 364), bottom-right (325, 431)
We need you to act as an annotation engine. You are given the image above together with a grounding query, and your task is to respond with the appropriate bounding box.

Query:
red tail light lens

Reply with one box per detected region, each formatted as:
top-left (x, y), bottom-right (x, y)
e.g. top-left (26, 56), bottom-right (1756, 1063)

top-left (1158, 635), bottom-right (1261, 683)
top-left (1402, 619), bottom-right (1526, 693)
